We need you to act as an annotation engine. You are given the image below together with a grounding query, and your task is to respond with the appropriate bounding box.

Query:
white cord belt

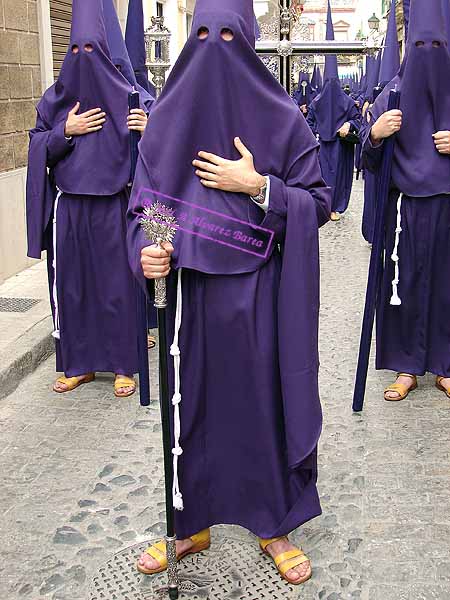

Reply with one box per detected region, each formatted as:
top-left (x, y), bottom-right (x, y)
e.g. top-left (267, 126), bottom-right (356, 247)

top-left (52, 190), bottom-right (63, 339)
top-left (390, 193), bottom-right (403, 306)
top-left (171, 268), bottom-right (184, 511)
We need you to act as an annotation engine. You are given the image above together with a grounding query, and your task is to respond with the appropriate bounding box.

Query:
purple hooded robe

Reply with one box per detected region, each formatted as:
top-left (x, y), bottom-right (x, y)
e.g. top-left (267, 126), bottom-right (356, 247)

top-left (127, 0), bottom-right (331, 538)
top-left (362, 0), bottom-right (450, 377)
top-left (25, 0), bottom-right (151, 377)
top-left (307, 1), bottom-right (360, 214)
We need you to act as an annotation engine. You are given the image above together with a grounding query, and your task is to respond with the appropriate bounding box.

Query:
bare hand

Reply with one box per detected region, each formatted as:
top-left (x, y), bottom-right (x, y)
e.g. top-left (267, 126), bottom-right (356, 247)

top-left (128, 108), bottom-right (148, 133)
top-left (433, 130), bottom-right (450, 155)
top-left (300, 104), bottom-right (308, 115)
top-left (193, 137), bottom-right (266, 196)
top-left (141, 242), bottom-right (174, 280)
top-left (64, 102), bottom-right (106, 136)
top-left (371, 109), bottom-right (402, 144)
top-left (338, 122), bottom-right (351, 138)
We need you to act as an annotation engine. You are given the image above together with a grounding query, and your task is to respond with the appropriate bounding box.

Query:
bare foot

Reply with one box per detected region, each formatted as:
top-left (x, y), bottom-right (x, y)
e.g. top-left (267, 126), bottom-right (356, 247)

top-left (138, 538), bottom-right (194, 572)
top-left (265, 537), bottom-right (311, 583)
top-left (330, 211), bottom-right (341, 222)
top-left (385, 374), bottom-right (416, 400)
top-left (437, 377), bottom-right (450, 394)
top-left (53, 374), bottom-right (93, 392)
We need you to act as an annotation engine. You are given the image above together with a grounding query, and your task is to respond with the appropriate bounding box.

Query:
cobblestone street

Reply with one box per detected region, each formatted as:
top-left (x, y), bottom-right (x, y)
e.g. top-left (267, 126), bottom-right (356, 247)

top-left (1, 180), bottom-right (450, 600)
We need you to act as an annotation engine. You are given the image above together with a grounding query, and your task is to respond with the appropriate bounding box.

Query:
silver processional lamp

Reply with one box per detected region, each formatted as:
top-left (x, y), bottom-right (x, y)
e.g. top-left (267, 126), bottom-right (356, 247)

top-left (145, 16), bottom-right (172, 99)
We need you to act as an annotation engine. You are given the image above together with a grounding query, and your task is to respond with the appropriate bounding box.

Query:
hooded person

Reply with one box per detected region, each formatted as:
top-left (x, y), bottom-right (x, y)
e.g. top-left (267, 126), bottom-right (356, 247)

top-left (125, 0), bottom-right (157, 97)
top-left (127, 0), bottom-right (331, 586)
top-left (293, 71), bottom-right (314, 114)
top-left (26, 0), bottom-right (149, 396)
top-left (361, 0), bottom-right (450, 401)
top-left (307, 0), bottom-right (360, 222)
top-left (361, 0), bottom-right (400, 244)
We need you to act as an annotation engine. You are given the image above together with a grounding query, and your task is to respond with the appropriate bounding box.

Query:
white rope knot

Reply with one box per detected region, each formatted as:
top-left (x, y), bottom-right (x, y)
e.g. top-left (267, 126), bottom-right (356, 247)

top-left (170, 344), bottom-right (180, 357)
top-left (172, 392), bottom-right (181, 405)
top-left (173, 492), bottom-right (184, 511)
top-left (172, 447), bottom-right (183, 456)
top-left (390, 194), bottom-right (403, 307)
top-left (52, 330), bottom-right (61, 340)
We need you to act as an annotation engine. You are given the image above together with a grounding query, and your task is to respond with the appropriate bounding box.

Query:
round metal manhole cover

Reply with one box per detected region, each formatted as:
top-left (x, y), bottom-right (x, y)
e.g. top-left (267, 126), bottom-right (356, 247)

top-left (88, 532), bottom-right (302, 599)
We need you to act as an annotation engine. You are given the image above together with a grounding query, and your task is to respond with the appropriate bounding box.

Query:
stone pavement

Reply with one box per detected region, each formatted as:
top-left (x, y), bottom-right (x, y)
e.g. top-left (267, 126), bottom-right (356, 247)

top-left (0, 261), bottom-right (53, 400)
top-left (1, 179), bottom-right (450, 600)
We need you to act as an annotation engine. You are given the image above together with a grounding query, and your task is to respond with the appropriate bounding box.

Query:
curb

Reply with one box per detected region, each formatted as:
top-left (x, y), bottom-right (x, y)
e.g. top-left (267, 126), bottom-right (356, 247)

top-left (0, 315), bottom-right (55, 401)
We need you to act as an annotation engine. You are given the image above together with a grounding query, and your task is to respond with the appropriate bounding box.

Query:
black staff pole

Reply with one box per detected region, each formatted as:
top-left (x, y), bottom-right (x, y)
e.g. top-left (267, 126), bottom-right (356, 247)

top-left (352, 89), bottom-right (401, 412)
top-left (128, 89), bottom-right (151, 407)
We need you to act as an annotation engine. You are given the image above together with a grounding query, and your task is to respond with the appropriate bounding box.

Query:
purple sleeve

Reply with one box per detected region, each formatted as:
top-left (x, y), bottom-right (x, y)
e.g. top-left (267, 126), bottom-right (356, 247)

top-left (261, 146), bottom-right (331, 242)
top-left (46, 120), bottom-right (75, 168)
top-left (306, 105), bottom-right (318, 136)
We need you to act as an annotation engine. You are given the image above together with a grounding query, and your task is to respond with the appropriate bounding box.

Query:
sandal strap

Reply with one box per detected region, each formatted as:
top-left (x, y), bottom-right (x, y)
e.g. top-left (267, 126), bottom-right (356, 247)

top-left (115, 377), bottom-right (136, 387)
top-left (278, 553), bottom-right (310, 576)
top-left (384, 383), bottom-right (410, 395)
top-left (274, 548), bottom-right (305, 568)
top-left (259, 536), bottom-right (285, 552)
top-left (144, 540), bottom-right (167, 565)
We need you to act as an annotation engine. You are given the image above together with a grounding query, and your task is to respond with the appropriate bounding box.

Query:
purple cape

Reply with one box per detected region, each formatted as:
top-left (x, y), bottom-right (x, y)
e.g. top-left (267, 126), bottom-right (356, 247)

top-left (127, 0), bottom-right (331, 532)
top-left (37, 0), bottom-right (134, 196)
top-left (370, 0), bottom-right (450, 197)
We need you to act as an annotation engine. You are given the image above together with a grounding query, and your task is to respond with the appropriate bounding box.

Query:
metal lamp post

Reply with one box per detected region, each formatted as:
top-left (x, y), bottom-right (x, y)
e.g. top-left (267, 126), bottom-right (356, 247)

top-left (145, 16), bottom-right (171, 98)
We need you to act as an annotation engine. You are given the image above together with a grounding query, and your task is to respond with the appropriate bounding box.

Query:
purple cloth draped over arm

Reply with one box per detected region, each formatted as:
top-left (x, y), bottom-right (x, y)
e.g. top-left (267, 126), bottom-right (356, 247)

top-left (26, 115), bottom-right (75, 259)
top-left (261, 148), bottom-right (330, 469)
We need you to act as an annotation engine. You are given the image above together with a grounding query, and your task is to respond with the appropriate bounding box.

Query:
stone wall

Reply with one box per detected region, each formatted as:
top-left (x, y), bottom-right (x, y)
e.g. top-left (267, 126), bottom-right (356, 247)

top-left (0, 0), bottom-right (41, 173)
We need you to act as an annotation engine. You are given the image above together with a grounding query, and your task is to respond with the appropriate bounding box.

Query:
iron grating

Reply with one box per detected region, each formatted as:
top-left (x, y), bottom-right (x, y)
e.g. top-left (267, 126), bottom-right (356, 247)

top-left (88, 532), bottom-right (302, 599)
top-left (0, 297), bottom-right (41, 313)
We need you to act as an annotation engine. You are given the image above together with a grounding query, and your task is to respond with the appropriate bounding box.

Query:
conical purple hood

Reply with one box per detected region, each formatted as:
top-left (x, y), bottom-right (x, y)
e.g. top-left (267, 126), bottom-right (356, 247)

top-left (193, 0), bottom-right (255, 46)
top-left (372, 0), bottom-right (450, 197)
top-left (379, 0), bottom-right (400, 85)
top-left (103, 0), bottom-right (154, 105)
top-left (131, 0), bottom-right (318, 276)
top-left (37, 0), bottom-right (134, 195)
top-left (103, 0), bottom-right (137, 87)
top-left (323, 0), bottom-right (338, 81)
top-left (125, 0), bottom-right (156, 95)
top-left (364, 50), bottom-right (381, 102)
top-left (441, 0), bottom-right (450, 43)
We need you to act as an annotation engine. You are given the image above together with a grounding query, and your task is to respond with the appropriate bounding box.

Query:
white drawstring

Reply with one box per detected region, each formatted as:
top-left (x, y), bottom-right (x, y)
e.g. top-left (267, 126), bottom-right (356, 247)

top-left (52, 190), bottom-right (62, 339)
top-left (390, 193), bottom-right (403, 306)
top-left (171, 268), bottom-right (184, 511)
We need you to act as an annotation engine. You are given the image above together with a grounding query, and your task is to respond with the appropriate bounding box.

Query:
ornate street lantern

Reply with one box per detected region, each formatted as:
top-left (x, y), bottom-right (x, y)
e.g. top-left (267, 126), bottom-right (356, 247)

top-left (145, 16), bottom-right (171, 98)
top-left (368, 13), bottom-right (381, 32)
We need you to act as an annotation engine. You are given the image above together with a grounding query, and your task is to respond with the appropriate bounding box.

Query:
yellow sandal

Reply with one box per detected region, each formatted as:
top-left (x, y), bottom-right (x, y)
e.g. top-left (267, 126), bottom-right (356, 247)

top-left (384, 373), bottom-right (417, 402)
top-left (136, 528), bottom-right (211, 575)
top-left (436, 376), bottom-right (450, 398)
top-left (114, 376), bottom-right (136, 398)
top-left (53, 373), bottom-right (95, 393)
top-left (259, 537), bottom-right (312, 585)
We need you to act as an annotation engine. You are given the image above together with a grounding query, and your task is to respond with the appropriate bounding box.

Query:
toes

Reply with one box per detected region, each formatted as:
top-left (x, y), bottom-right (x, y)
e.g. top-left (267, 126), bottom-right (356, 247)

top-left (286, 569), bottom-right (300, 581)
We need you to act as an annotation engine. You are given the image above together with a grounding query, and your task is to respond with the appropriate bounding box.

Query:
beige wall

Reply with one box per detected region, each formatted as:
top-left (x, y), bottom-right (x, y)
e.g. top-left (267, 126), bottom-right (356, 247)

top-left (0, 0), bottom-right (42, 283)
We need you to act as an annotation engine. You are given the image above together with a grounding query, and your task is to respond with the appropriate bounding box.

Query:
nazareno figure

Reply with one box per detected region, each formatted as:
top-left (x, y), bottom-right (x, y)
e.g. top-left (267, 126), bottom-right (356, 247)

top-left (127, 0), bottom-right (331, 587)
top-left (361, 0), bottom-right (450, 402)
top-left (307, 0), bottom-right (361, 222)
top-left (26, 0), bottom-right (152, 396)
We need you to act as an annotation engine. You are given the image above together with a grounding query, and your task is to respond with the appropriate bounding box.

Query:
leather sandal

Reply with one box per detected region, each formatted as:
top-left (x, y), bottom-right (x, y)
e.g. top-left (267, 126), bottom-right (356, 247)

top-left (114, 376), bottom-right (136, 398)
top-left (330, 211), bottom-right (341, 222)
top-left (436, 376), bottom-right (450, 398)
top-left (53, 373), bottom-right (95, 393)
top-left (137, 528), bottom-right (211, 575)
top-left (384, 373), bottom-right (417, 402)
top-left (259, 537), bottom-right (312, 586)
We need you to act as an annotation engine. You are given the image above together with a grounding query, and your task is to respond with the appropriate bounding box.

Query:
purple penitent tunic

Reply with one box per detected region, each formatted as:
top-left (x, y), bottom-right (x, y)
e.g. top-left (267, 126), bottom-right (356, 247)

top-left (127, 0), bottom-right (331, 539)
top-left (26, 0), bottom-right (153, 377)
top-left (362, 0), bottom-right (450, 377)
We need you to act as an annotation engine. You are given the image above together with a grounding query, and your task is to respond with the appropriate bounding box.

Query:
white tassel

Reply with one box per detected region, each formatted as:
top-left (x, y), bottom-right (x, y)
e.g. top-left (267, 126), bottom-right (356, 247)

top-left (390, 194), bottom-right (403, 306)
top-left (52, 190), bottom-right (62, 339)
top-left (171, 268), bottom-right (184, 511)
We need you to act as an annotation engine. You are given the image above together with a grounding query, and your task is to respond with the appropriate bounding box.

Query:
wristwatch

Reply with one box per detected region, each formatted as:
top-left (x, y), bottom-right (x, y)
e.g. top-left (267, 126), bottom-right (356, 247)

top-left (251, 177), bottom-right (268, 204)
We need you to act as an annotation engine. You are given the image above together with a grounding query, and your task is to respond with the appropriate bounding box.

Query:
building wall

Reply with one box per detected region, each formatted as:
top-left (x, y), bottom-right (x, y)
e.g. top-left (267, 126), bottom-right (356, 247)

top-left (0, 0), bottom-right (42, 283)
